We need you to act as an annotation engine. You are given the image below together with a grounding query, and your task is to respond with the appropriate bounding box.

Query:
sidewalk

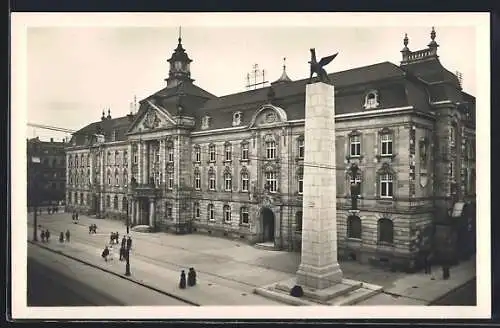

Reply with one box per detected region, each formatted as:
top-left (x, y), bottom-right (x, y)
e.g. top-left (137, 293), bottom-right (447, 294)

top-left (27, 226), bottom-right (284, 306)
top-left (28, 212), bottom-right (477, 305)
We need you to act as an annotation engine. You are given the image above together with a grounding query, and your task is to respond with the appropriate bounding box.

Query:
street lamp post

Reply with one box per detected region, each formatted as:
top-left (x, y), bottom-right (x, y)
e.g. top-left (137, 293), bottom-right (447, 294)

top-left (30, 155), bottom-right (41, 242)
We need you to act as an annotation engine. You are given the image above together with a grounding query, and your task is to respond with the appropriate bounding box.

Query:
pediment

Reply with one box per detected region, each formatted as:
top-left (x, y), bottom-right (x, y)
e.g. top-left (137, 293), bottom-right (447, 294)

top-left (249, 105), bottom-right (288, 128)
top-left (128, 101), bottom-right (176, 134)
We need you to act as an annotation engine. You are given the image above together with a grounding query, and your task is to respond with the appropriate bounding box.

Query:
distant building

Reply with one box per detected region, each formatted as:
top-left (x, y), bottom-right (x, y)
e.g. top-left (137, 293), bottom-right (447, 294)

top-left (66, 28), bottom-right (476, 272)
top-left (27, 137), bottom-right (67, 206)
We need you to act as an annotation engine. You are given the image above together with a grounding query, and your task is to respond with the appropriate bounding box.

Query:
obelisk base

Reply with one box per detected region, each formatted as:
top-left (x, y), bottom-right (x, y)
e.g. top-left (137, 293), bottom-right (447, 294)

top-left (296, 262), bottom-right (343, 290)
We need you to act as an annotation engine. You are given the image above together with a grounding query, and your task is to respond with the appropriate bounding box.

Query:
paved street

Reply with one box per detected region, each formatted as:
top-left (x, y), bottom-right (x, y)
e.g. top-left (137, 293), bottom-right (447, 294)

top-left (28, 211), bottom-right (476, 305)
top-left (27, 243), bottom-right (190, 306)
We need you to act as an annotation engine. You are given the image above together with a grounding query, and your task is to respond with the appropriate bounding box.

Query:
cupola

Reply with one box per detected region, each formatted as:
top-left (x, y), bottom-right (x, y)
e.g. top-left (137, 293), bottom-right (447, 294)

top-left (271, 57), bottom-right (293, 85)
top-left (165, 27), bottom-right (194, 88)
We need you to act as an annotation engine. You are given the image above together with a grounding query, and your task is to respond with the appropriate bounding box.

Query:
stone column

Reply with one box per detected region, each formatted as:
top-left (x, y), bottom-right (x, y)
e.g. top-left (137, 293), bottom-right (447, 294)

top-left (137, 142), bottom-right (142, 184)
top-left (130, 199), bottom-right (136, 226)
top-left (296, 82), bottom-right (343, 289)
top-left (145, 142), bottom-right (150, 184)
top-left (149, 198), bottom-right (155, 228)
top-left (135, 200), bottom-right (140, 225)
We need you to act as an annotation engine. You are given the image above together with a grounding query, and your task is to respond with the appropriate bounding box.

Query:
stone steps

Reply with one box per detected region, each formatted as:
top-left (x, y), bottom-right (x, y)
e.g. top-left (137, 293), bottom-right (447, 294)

top-left (253, 242), bottom-right (277, 251)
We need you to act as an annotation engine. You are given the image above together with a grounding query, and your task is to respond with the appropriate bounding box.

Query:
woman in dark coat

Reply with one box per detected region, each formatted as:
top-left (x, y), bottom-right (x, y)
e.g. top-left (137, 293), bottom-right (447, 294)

top-left (188, 267), bottom-right (197, 286)
top-left (102, 246), bottom-right (110, 262)
top-left (179, 270), bottom-right (187, 289)
top-left (65, 230), bottom-right (70, 242)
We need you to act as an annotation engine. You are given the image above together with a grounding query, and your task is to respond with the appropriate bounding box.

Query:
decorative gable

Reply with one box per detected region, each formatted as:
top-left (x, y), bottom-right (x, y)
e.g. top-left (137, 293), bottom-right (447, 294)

top-left (249, 104), bottom-right (288, 128)
top-left (128, 103), bottom-right (176, 134)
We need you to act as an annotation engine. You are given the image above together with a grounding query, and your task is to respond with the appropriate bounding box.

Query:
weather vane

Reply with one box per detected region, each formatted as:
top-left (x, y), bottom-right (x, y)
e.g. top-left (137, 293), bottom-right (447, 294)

top-left (308, 48), bottom-right (339, 84)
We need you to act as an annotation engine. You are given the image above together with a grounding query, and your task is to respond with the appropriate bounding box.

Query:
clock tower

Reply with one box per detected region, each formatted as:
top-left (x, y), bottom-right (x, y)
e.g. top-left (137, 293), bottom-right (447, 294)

top-left (165, 27), bottom-right (194, 88)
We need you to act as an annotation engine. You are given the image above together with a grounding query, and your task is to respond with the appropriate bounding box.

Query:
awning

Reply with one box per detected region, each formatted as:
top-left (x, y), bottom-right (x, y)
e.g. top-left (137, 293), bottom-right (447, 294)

top-left (451, 202), bottom-right (465, 218)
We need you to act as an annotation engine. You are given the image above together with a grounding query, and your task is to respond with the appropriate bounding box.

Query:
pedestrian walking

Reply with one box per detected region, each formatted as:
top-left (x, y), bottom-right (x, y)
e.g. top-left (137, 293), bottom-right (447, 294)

top-left (179, 270), bottom-right (187, 289)
top-left (126, 236), bottom-right (132, 251)
top-left (45, 229), bottom-right (50, 242)
top-left (121, 236), bottom-right (126, 248)
top-left (76, 212), bottom-right (79, 221)
top-left (102, 246), bottom-right (110, 262)
top-left (188, 267), bottom-right (197, 287)
top-left (119, 245), bottom-right (125, 261)
top-left (72, 212), bottom-right (75, 221)
top-left (110, 232), bottom-right (114, 245)
top-left (65, 229), bottom-right (70, 242)
top-left (59, 232), bottom-right (64, 243)
top-left (40, 230), bottom-right (46, 242)
top-left (115, 232), bottom-right (119, 244)
top-left (89, 225), bottom-right (92, 234)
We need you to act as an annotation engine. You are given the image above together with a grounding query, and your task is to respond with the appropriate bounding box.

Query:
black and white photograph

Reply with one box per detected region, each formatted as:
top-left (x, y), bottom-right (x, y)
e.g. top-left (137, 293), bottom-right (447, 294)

top-left (11, 12), bottom-right (490, 319)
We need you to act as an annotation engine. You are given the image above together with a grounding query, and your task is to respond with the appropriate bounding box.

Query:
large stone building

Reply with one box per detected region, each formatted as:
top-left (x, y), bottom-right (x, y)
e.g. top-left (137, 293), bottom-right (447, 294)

top-left (27, 137), bottom-right (67, 206)
top-left (66, 28), bottom-right (476, 271)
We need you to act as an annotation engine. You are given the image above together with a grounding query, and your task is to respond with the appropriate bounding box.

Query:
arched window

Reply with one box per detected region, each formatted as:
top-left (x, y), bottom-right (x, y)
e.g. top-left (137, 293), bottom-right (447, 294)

top-left (378, 163), bottom-right (395, 199)
top-left (167, 172), bottom-right (174, 190)
top-left (74, 192), bottom-right (77, 204)
top-left (347, 215), bottom-right (362, 239)
top-left (241, 141), bottom-right (249, 161)
top-left (113, 195), bottom-right (119, 210)
top-left (378, 218), bottom-right (394, 244)
top-left (122, 197), bottom-right (128, 212)
top-left (80, 192), bottom-right (84, 205)
top-left (240, 168), bottom-right (249, 192)
top-left (167, 142), bottom-right (174, 163)
top-left (208, 168), bottom-right (216, 191)
top-left (295, 211), bottom-right (303, 232)
top-left (223, 205), bottom-right (231, 222)
top-left (208, 203), bottom-right (215, 221)
top-left (194, 168), bottom-right (201, 190)
top-left (240, 207), bottom-right (249, 225)
top-left (123, 151), bottom-right (128, 166)
top-left (193, 202), bottom-right (200, 219)
top-left (224, 170), bottom-right (232, 192)
top-left (87, 169), bottom-right (91, 185)
top-left (106, 195), bottom-right (111, 208)
top-left (107, 170), bottom-right (112, 186)
top-left (115, 151), bottom-right (119, 166)
top-left (363, 90), bottom-right (379, 109)
top-left (115, 169), bottom-right (119, 186)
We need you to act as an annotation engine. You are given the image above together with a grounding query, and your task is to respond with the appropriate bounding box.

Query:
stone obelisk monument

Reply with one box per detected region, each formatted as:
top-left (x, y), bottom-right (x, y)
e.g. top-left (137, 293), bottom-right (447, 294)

top-left (296, 81), bottom-right (343, 289)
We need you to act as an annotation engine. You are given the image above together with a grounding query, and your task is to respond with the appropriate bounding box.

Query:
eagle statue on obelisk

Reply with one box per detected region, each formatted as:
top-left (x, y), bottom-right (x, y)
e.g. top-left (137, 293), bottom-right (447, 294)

top-left (308, 48), bottom-right (338, 84)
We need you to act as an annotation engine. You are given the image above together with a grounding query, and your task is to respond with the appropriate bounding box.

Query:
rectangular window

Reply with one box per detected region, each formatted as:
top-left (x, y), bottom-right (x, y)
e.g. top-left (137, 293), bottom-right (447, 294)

top-left (195, 147), bottom-right (201, 162)
top-left (350, 135), bottom-right (361, 157)
top-left (194, 203), bottom-right (200, 219)
top-left (240, 207), bottom-right (249, 225)
top-left (450, 126), bottom-right (456, 146)
top-left (168, 147), bottom-right (174, 163)
top-left (209, 145), bottom-right (216, 162)
top-left (224, 206), bottom-right (231, 222)
top-left (195, 174), bottom-right (201, 190)
top-left (241, 173), bottom-right (249, 192)
top-left (265, 171), bottom-right (278, 193)
top-left (241, 144), bottom-right (249, 161)
top-left (209, 175), bottom-right (216, 190)
top-left (298, 139), bottom-right (305, 158)
top-left (209, 205), bottom-right (215, 221)
top-left (266, 141), bottom-right (276, 160)
top-left (380, 134), bottom-right (393, 156)
top-left (380, 174), bottom-right (393, 198)
top-left (134, 154), bottom-right (138, 164)
top-left (298, 176), bottom-right (303, 194)
top-left (168, 172), bottom-right (174, 190)
top-left (225, 175), bottom-right (232, 191)
top-left (350, 174), bottom-right (362, 194)
top-left (124, 151), bottom-right (128, 166)
top-left (225, 145), bottom-right (232, 161)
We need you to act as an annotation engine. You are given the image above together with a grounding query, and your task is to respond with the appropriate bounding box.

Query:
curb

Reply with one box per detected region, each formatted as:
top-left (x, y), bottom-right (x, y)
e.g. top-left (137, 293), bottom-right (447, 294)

top-left (28, 240), bottom-right (200, 306)
top-left (428, 277), bottom-right (476, 305)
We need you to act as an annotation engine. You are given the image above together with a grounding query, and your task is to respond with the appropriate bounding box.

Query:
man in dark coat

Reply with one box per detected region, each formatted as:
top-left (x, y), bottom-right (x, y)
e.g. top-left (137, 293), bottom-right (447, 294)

top-left (59, 232), bottom-right (65, 243)
top-left (121, 236), bottom-right (127, 248)
top-left (179, 270), bottom-right (187, 289)
top-left (126, 236), bottom-right (132, 251)
top-left (102, 246), bottom-right (110, 262)
top-left (188, 267), bottom-right (197, 287)
top-left (45, 229), bottom-right (50, 242)
top-left (65, 229), bottom-right (70, 242)
top-left (40, 230), bottom-right (46, 242)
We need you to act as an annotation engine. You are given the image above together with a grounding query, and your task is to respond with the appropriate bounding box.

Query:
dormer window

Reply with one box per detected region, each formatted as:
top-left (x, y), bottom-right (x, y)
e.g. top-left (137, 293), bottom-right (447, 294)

top-left (363, 90), bottom-right (380, 109)
top-left (232, 112), bottom-right (242, 126)
top-left (201, 115), bottom-right (211, 130)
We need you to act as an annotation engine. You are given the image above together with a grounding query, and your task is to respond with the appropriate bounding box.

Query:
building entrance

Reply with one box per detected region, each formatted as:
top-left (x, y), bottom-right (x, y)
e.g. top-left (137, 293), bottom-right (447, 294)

top-left (261, 207), bottom-right (275, 243)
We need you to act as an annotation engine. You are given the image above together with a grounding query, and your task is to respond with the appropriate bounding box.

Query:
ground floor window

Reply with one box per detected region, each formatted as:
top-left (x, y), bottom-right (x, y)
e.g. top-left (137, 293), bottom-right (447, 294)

top-left (378, 218), bottom-right (394, 244)
top-left (193, 202), bottom-right (200, 219)
top-left (347, 215), bottom-right (361, 239)
top-left (224, 205), bottom-right (231, 222)
top-left (240, 207), bottom-right (249, 225)
top-left (208, 204), bottom-right (215, 221)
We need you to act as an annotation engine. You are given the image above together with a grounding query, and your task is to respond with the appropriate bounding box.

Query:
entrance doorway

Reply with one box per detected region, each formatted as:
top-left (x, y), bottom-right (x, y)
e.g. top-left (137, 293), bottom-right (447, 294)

top-left (261, 207), bottom-right (275, 243)
top-left (92, 194), bottom-right (99, 215)
top-left (139, 199), bottom-right (150, 225)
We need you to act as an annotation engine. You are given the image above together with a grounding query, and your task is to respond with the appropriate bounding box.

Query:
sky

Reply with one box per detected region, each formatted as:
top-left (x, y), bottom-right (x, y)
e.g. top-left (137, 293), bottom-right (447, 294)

top-left (24, 14), bottom-right (479, 141)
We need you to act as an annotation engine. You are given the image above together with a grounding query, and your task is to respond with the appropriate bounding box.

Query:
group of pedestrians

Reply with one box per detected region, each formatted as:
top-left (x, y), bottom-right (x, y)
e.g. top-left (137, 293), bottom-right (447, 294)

top-left (110, 232), bottom-right (120, 244)
top-left (89, 224), bottom-right (98, 234)
top-left (72, 211), bottom-right (79, 224)
top-left (59, 230), bottom-right (71, 243)
top-left (102, 235), bottom-right (133, 262)
top-left (39, 228), bottom-right (51, 242)
top-left (47, 206), bottom-right (60, 215)
top-left (179, 268), bottom-right (197, 289)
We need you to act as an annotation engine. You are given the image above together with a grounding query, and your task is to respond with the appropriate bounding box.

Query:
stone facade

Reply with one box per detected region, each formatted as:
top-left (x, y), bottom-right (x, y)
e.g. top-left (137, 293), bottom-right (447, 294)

top-left (65, 29), bottom-right (476, 272)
